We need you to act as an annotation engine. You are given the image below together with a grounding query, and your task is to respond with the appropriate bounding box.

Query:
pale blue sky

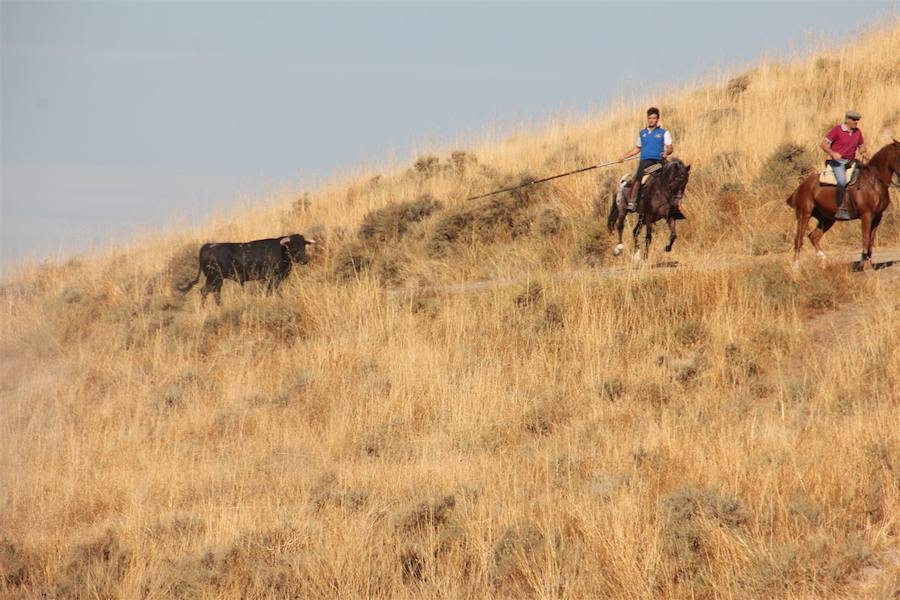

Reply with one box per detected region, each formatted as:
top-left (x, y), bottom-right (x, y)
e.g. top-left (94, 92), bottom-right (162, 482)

top-left (1, 1), bottom-right (895, 273)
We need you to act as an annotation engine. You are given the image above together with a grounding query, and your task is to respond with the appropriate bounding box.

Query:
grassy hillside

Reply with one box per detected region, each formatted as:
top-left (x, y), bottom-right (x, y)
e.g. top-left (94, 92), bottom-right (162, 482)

top-left (2, 22), bottom-right (899, 599)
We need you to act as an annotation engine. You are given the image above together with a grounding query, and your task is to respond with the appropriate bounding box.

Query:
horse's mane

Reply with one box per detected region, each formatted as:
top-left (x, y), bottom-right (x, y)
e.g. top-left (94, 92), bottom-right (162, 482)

top-left (869, 141), bottom-right (897, 166)
top-left (861, 140), bottom-right (900, 189)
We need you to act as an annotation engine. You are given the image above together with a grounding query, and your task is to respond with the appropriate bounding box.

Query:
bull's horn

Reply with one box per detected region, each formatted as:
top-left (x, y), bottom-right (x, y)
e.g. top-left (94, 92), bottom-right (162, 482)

top-left (279, 237), bottom-right (291, 246)
top-left (306, 239), bottom-right (317, 245)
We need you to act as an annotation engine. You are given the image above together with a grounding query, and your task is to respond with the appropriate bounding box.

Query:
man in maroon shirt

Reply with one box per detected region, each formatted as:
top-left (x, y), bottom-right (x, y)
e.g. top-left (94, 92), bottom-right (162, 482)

top-left (819, 110), bottom-right (869, 220)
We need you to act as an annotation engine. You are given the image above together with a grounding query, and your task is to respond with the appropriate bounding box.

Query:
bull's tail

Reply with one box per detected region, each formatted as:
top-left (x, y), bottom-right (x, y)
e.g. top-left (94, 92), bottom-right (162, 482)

top-left (175, 267), bottom-right (201, 293)
top-left (607, 193), bottom-right (619, 232)
top-left (175, 247), bottom-right (204, 293)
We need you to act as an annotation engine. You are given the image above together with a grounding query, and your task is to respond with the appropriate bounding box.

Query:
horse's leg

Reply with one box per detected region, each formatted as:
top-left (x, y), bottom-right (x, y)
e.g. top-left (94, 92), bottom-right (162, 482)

top-left (868, 212), bottom-right (882, 265)
top-left (859, 212), bottom-right (873, 271)
top-left (614, 208), bottom-right (627, 256)
top-left (635, 221), bottom-right (652, 267)
top-left (632, 216), bottom-right (644, 265)
top-left (664, 217), bottom-right (677, 252)
top-left (793, 203), bottom-right (812, 270)
top-left (808, 218), bottom-right (834, 265)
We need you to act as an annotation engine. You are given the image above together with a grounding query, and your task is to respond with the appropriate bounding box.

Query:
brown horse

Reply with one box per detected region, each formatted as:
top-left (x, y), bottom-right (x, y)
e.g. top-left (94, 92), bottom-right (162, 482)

top-left (607, 158), bottom-right (691, 264)
top-left (787, 139), bottom-right (900, 270)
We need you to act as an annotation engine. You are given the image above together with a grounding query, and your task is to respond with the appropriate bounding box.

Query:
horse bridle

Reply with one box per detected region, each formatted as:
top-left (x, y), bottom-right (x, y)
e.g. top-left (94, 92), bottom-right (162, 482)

top-left (663, 163), bottom-right (689, 204)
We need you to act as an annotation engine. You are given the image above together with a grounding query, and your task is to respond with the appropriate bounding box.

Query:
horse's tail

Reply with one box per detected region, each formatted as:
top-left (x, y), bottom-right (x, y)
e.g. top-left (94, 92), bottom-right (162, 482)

top-left (607, 193), bottom-right (619, 232)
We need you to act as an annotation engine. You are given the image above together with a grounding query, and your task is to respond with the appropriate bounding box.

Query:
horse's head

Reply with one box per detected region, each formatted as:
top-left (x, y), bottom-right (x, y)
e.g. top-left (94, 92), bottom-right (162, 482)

top-left (664, 159), bottom-right (691, 205)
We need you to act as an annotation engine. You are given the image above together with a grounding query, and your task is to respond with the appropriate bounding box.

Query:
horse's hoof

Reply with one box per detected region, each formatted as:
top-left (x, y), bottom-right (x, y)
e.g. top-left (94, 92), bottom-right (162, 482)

top-left (665, 245), bottom-right (673, 253)
top-left (816, 250), bottom-right (826, 260)
top-left (792, 260), bottom-right (801, 272)
top-left (613, 243), bottom-right (624, 256)
top-left (632, 250), bottom-right (642, 267)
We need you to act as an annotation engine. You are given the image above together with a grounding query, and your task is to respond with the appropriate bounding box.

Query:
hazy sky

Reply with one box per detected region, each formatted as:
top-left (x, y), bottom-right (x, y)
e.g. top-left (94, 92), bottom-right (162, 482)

top-left (1, 1), bottom-right (895, 274)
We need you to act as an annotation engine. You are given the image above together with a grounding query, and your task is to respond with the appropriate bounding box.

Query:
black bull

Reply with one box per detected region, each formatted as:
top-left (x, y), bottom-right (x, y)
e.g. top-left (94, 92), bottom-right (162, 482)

top-left (177, 234), bottom-right (316, 305)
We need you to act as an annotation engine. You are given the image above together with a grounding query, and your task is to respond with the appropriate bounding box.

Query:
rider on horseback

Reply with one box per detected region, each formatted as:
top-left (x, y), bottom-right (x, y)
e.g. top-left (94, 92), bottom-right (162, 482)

top-left (820, 110), bottom-right (869, 220)
top-left (619, 107), bottom-right (673, 212)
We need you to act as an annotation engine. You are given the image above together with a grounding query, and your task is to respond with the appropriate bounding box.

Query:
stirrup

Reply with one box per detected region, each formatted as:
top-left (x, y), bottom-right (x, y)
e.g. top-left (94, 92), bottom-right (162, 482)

top-left (834, 207), bottom-right (851, 221)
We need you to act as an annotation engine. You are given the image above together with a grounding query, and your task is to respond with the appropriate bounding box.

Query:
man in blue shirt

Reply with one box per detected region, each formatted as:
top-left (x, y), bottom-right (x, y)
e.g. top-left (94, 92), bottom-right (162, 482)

top-left (619, 107), bottom-right (674, 211)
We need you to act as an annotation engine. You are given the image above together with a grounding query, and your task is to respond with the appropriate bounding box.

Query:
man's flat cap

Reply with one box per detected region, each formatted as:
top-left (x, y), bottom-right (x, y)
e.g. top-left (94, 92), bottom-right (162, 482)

top-left (846, 110), bottom-right (862, 120)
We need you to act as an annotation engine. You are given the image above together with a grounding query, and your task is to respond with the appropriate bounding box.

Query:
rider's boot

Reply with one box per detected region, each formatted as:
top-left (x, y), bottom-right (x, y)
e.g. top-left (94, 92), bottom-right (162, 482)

top-left (834, 185), bottom-right (850, 221)
top-left (626, 181), bottom-right (640, 212)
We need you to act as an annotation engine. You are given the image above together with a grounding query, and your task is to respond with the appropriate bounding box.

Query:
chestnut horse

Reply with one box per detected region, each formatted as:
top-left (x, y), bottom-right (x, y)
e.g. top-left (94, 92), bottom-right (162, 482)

top-left (607, 158), bottom-right (691, 264)
top-left (787, 139), bottom-right (900, 270)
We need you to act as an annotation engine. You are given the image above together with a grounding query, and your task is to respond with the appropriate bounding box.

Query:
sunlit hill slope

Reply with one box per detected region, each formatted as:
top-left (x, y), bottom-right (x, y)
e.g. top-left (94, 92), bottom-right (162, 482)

top-left (2, 22), bottom-right (899, 599)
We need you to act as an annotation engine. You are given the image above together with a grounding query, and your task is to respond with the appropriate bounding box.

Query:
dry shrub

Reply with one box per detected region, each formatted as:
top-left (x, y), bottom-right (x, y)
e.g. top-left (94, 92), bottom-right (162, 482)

top-left (411, 155), bottom-right (442, 178)
top-left (0, 538), bottom-right (32, 588)
top-left (674, 319), bottom-right (707, 347)
top-left (163, 527), bottom-right (307, 598)
top-left (523, 397), bottom-right (566, 436)
top-left (375, 253), bottom-right (408, 286)
top-left (572, 219), bottom-right (610, 267)
top-left (53, 529), bottom-right (132, 599)
top-left (48, 284), bottom-right (109, 344)
top-left (426, 176), bottom-right (548, 255)
top-left (355, 414), bottom-right (411, 459)
top-left (717, 182), bottom-right (746, 218)
top-left (357, 195), bottom-right (443, 243)
top-left (450, 150), bottom-right (478, 175)
top-left (165, 243), bottom-right (201, 293)
top-left (195, 298), bottom-right (310, 347)
top-left (291, 191), bottom-right (312, 216)
top-left (741, 532), bottom-right (875, 596)
top-left (396, 495), bottom-right (456, 532)
top-left (535, 207), bottom-right (563, 237)
top-left (701, 107), bottom-right (738, 127)
top-left (308, 472), bottom-right (369, 513)
top-left (696, 151), bottom-right (744, 192)
top-left (757, 142), bottom-right (815, 189)
top-left (592, 173), bottom-right (621, 219)
top-left (632, 381), bottom-right (671, 408)
top-left (331, 241), bottom-right (373, 281)
top-left (407, 292), bottom-right (441, 320)
top-left (492, 522), bottom-right (546, 594)
top-left (746, 262), bottom-right (798, 305)
top-left (596, 377), bottom-right (624, 401)
top-left (407, 151), bottom-right (480, 180)
top-left (399, 547), bottom-right (425, 583)
top-left (726, 73), bottom-right (751, 99)
top-left (661, 486), bottom-right (751, 586)
top-left (723, 343), bottom-right (762, 384)
top-left (513, 281), bottom-right (543, 308)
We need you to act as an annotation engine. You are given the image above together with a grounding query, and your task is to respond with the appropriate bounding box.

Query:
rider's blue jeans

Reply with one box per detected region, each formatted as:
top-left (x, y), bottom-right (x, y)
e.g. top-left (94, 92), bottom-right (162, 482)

top-left (828, 158), bottom-right (849, 188)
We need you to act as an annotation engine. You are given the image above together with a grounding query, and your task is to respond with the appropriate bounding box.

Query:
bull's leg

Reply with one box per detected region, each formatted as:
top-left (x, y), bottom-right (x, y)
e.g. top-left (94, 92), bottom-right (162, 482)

top-left (664, 217), bottom-right (677, 252)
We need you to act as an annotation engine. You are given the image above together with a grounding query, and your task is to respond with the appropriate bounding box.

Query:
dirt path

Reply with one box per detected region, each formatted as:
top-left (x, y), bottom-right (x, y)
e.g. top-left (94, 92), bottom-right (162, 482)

top-left (388, 248), bottom-right (900, 298)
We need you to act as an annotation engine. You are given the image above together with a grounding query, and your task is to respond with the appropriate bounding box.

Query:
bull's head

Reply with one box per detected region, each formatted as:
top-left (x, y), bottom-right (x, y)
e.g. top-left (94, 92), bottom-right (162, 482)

top-left (280, 234), bottom-right (317, 264)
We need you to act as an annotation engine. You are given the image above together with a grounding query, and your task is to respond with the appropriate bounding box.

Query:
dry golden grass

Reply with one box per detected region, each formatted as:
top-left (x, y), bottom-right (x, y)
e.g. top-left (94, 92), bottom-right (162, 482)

top-left (2, 22), bottom-right (900, 599)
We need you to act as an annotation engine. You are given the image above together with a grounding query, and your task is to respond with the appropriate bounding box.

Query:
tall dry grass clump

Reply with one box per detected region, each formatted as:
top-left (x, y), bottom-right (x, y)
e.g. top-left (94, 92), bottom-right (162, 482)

top-left (2, 21), bottom-right (900, 598)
